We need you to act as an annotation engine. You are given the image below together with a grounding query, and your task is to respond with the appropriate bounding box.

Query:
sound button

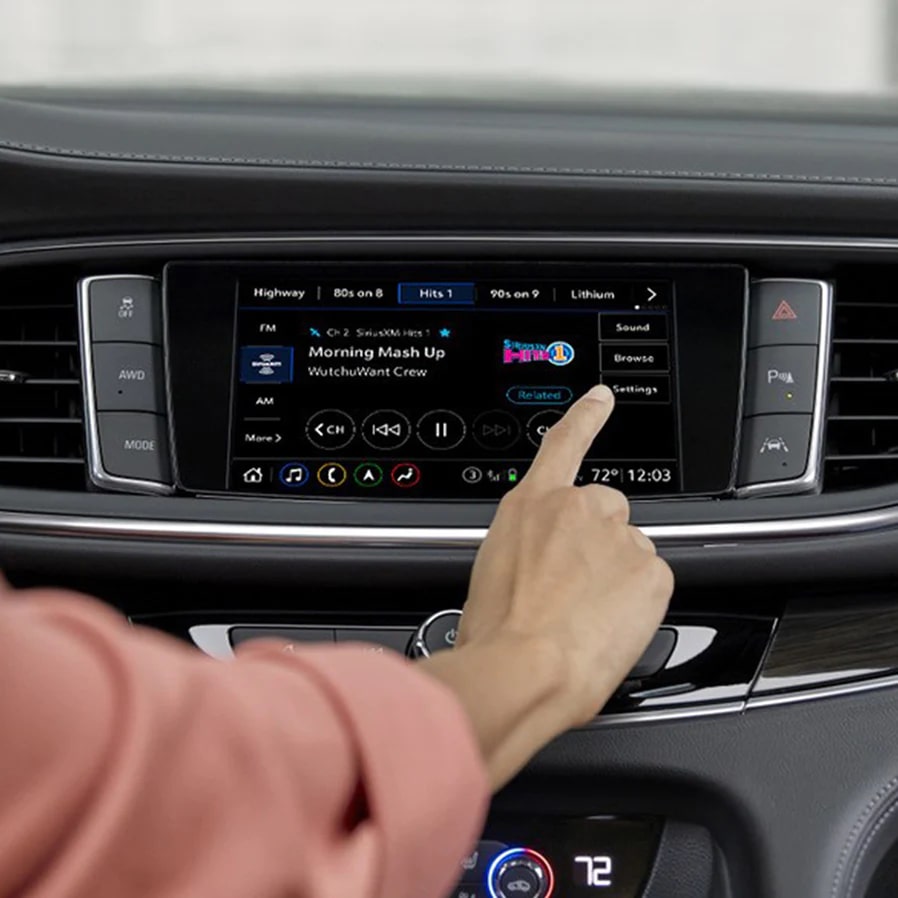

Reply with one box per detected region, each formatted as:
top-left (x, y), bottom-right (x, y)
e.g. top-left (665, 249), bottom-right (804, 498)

top-left (361, 410), bottom-right (411, 451)
top-left (317, 463), bottom-right (348, 488)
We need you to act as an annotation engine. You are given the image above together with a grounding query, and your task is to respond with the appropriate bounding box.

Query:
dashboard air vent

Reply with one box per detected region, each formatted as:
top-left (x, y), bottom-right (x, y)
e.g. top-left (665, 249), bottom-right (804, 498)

top-left (0, 270), bottom-right (85, 490)
top-left (825, 280), bottom-right (898, 491)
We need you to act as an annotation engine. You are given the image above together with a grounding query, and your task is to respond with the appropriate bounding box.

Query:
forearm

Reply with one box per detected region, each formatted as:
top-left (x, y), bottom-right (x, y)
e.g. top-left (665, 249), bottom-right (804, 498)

top-left (419, 634), bottom-right (592, 791)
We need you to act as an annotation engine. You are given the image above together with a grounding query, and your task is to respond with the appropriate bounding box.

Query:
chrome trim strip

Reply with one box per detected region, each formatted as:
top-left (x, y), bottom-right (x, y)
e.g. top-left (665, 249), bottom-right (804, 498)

top-left (747, 672), bottom-right (898, 709)
top-left (78, 275), bottom-right (175, 496)
top-left (737, 279), bottom-right (834, 498)
top-left (4, 501), bottom-right (898, 547)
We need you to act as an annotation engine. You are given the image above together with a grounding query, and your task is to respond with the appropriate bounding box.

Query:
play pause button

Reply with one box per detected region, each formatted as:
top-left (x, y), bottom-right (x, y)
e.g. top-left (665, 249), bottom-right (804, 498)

top-left (417, 410), bottom-right (466, 450)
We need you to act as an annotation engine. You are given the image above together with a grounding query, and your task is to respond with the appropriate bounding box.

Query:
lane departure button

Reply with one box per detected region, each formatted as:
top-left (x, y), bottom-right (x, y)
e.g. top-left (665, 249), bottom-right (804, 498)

top-left (738, 414), bottom-right (813, 487)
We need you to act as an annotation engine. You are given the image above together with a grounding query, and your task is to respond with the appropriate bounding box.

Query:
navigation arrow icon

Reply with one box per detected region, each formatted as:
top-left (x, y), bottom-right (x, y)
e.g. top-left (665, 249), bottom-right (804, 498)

top-left (314, 423), bottom-right (326, 437)
top-left (646, 288), bottom-right (658, 302)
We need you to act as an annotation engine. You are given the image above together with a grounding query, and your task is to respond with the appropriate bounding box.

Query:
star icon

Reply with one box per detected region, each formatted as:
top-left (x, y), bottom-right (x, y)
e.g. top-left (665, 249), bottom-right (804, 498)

top-left (439, 328), bottom-right (452, 338)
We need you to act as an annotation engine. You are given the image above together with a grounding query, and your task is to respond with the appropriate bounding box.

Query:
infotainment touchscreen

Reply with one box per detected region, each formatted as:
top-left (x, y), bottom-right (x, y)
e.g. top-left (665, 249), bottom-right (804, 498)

top-left (165, 262), bottom-right (748, 500)
top-left (230, 276), bottom-right (680, 499)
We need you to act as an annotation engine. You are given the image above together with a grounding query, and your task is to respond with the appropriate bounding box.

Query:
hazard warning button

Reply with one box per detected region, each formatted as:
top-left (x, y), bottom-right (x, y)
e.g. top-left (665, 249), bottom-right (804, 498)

top-left (749, 281), bottom-right (823, 348)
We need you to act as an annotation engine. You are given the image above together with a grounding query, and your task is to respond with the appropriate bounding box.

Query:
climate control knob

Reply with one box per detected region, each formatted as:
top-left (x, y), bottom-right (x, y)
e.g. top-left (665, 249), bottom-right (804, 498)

top-left (410, 609), bottom-right (463, 658)
top-left (488, 848), bottom-right (555, 898)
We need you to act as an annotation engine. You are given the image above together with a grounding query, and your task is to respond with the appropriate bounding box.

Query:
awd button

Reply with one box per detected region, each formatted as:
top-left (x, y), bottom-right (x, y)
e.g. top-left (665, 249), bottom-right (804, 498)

top-left (92, 343), bottom-right (165, 413)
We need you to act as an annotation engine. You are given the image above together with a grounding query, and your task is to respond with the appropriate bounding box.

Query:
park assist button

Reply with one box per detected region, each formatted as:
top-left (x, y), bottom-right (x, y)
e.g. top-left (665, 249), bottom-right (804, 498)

top-left (745, 346), bottom-right (818, 415)
top-left (97, 412), bottom-right (171, 483)
top-left (92, 343), bottom-right (165, 412)
top-left (306, 409), bottom-right (355, 450)
top-left (88, 277), bottom-right (162, 344)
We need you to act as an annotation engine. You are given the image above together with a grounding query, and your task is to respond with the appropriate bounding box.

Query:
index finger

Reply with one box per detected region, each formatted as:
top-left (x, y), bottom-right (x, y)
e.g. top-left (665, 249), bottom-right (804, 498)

top-left (522, 384), bottom-right (616, 491)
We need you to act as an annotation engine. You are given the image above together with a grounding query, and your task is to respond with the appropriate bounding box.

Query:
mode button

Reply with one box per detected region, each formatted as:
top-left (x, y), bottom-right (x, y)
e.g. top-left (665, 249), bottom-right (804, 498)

top-left (97, 412), bottom-right (172, 484)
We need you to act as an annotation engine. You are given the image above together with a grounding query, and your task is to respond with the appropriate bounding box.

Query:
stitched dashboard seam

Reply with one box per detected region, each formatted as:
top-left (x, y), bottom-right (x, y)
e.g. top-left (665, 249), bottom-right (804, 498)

top-left (832, 774), bottom-right (898, 898)
top-left (4, 137), bottom-right (898, 185)
top-left (845, 794), bottom-right (898, 898)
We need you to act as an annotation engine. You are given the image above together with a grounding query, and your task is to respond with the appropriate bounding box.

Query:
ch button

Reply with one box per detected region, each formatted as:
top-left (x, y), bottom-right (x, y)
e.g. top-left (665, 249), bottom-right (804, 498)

top-left (306, 410), bottom-right (355, 450)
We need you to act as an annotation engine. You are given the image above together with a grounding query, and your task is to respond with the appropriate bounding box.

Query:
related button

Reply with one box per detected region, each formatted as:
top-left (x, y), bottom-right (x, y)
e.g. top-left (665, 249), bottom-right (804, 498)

top-left (417, 410), bottom-right (466, 451)
top-left (335, 628), bottom-right (414, 655)
top-left (600, 313), bottom-right (669, 341)
top-left (459, 841), bottom-right (509, 884)
top-left (473, 410), bottom-right (522, 450)
top-left (230, 627), bottom-right (335, 648)
top-left (278, 462), bottom-right (310, 488)
top-left (745, 346), bottom-right (818, 415)
top-left (526, 410), bottom-right (563, 447)
top-left (628, 628), bottom-right (678, 679)
top-left (306, 409), bottom-right (356, 450)
top-left (601, 344), bottom-right (670, 372)
top-left (92, 343), bottom-right (165, 413)
top-left (239, 346), bottom-right (294, 384)
top-left (391, 463), bottom-right (421, 489)
top-left (603, 374), bottom-right (671, 404)
top-left (88, 277), bottom-right (162, 344)
top-left (738, 414), bottom-right (813, 486)
top-left (317, 463), bottom-right (348, 488)
top-left (97, 412), bottom-right (171, 483)
top-left (749, 281), bottom-right (823, 347)
top-left (505, 387), bottom-right (573, 407)
top-left (362, 410), bottom-right (411, 450)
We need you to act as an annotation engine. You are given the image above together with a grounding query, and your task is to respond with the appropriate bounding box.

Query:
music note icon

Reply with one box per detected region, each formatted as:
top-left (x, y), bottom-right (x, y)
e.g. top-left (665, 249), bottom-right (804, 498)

top-left (279, 463), bottom-right (309, 488)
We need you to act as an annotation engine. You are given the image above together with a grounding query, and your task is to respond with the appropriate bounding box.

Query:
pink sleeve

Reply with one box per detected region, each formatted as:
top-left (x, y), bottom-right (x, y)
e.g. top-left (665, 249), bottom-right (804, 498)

top-left (0, 586), bottom-right (489, 898)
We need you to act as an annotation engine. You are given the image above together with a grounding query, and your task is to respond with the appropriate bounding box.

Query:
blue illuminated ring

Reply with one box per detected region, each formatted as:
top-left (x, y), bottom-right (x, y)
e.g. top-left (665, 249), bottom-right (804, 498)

top-left (486, 847), bottom-right (555, 898)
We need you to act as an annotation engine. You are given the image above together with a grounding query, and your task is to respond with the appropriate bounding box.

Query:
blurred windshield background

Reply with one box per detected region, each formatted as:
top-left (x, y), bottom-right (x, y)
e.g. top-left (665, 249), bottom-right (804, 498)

top-left (0, 0), bottom-right (893, 101)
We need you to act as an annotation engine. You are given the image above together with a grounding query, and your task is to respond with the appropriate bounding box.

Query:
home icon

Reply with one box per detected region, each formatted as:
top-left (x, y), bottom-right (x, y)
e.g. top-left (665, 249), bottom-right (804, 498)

top-left (243, 467), bottom-right (264, 484)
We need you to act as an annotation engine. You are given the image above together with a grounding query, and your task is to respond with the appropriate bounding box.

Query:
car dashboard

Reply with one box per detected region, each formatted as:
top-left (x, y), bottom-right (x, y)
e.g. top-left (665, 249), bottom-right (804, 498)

top-left (5, 91), bottom-right (898, 897)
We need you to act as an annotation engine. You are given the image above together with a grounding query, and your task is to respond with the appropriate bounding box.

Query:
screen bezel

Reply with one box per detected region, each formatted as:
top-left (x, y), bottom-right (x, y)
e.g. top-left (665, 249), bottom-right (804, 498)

top-left (165, 261), bottom-right (748, 500)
